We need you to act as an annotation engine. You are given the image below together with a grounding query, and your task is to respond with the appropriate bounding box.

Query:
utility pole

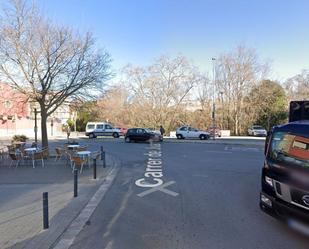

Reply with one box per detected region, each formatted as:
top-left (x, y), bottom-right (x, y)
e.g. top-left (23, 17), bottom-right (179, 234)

top-left (51, 118), bottom-right (54, 136)
top-left (220, 91), bottom-right (224, 129)
top-left (34, 108), bottom-right (38, 145)
top-left (212, 58), bottom-right (216, 140)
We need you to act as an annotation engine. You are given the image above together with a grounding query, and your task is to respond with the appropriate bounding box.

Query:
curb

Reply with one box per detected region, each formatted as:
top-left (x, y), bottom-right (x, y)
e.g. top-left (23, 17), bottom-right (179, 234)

top-left (52, 164), bottom-right (120, 249)
top-left (13, 154), bottom-right (121, 249)
top-left (162, 139), bottom-right (265, 148)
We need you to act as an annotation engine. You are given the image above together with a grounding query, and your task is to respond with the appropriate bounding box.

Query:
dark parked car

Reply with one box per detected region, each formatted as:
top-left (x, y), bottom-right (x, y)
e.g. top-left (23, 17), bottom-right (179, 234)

top-left (125, 128), bottom-right (163, 143)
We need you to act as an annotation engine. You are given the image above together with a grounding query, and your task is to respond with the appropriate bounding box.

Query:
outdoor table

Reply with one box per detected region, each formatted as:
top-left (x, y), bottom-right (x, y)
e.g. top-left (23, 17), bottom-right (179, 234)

top-left (77, 151), bottom-right (91, 166)
top-left (76, 151), bottom-right (91, 157)
top-left (24, 147), bottom-right (38, 158)
top-left (24, 148), bottom-right (37, 152)
top-left (67, 144), bottom-right (80, 150)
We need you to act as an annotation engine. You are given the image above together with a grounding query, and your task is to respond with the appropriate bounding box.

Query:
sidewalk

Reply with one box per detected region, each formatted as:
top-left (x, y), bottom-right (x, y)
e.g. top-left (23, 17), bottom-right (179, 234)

top-left (0, 152), bottom-right (120, 249)
top-left (163, 136), bottom-right (265, 147)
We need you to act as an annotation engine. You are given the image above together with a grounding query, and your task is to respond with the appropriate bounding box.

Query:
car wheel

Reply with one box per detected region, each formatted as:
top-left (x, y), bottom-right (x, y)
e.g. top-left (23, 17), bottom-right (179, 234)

top-left (89, 133), bottom-right (96, 139)
top-left (113, 132), bottom-right (119, 138)
top-left (176, 134), bottom-right (183, 139)
top-left (199, 134), bottom-right (206, 140)
top-left (125, 137), bottom-right (131, 143)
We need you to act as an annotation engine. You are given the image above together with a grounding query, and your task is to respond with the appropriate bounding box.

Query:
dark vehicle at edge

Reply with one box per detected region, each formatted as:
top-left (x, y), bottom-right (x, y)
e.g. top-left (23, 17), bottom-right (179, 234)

top-left (260, 101), bottom-right (309, 234)
top-left (125, 128), bottom-right (163, 143)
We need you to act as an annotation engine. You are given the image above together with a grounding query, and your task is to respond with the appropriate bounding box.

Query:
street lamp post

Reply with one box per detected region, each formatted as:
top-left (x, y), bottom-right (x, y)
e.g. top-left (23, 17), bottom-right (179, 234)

top-left (51, 118), bottom-right (54, 136)
top-left (212, 58), bottom-right (216, 140)
top-left (34, 108), bottom-right (38, 145)
top-left (219, 91), bottom-right (224, 129)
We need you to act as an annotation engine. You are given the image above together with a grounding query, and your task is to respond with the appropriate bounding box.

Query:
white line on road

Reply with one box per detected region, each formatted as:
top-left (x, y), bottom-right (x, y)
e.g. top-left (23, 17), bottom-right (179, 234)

top-left (204, 150), bottom-right (232, 154)
top-left (137, 181), bottom-right (179, 197)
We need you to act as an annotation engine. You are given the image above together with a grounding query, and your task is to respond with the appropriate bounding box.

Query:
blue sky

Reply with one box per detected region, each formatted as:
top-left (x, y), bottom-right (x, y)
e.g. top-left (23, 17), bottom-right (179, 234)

top-left (37, 0), bottom-right (309, 81)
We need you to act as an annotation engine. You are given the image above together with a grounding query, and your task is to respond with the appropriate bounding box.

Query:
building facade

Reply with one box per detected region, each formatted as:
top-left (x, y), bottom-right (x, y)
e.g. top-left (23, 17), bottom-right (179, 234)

top-left (0, 83), bottom-right (70, 137)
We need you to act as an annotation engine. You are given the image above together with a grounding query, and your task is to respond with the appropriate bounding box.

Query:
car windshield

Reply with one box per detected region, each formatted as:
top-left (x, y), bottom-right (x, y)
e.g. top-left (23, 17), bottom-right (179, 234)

top-left (267, 132), bottom-right (309, 168)
top-left (253, 126), bottom-right (264, 130)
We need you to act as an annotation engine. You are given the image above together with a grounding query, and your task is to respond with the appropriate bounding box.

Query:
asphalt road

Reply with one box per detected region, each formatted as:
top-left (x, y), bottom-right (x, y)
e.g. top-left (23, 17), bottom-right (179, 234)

top-left (66, 139), bottom-right (308, 249)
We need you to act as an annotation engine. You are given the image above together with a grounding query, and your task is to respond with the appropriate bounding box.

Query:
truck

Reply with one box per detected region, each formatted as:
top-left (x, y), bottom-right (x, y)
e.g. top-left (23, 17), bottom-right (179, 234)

top-left (260, 101), bottom-right (309, 234)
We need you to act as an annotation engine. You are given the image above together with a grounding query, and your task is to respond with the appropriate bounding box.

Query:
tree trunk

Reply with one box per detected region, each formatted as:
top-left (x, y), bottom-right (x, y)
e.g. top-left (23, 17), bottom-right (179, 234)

top-left (235, 113), bottom-right (239, 135)
top-left (40, 104), bottom-right (49, 148)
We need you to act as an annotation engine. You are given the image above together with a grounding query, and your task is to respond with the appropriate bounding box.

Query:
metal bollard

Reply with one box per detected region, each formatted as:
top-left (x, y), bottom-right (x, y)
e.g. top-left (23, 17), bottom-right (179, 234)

top-left (102, 151), bottom-right (106, 168)
top-left (43, 192), bottom-right (49, 229)
top-left (100, 146), bottom-right (104, 160)
top-left (93, 158), bottom-right (97, 179)
top-left (74, 169), bottom-right (78, 197)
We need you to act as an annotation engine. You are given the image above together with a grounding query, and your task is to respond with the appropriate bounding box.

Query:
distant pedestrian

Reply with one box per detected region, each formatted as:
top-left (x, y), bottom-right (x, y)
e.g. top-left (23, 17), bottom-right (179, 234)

top-left (66, 125), bottom-right (71, 140)
top-left (159, 125), bottom-right (165, 136)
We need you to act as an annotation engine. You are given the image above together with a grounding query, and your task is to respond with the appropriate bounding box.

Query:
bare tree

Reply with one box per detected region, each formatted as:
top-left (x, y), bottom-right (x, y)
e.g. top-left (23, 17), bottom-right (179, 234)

top-left (0, 0), bottom-right (111, 146)
top-left (123, 56), bottom-right (201, 131)
top-left (216, 46), bottom-right (269, 135)
top-left (284, 70), bottom-right (309, 101)
top-left (96, 84), bottom-right (131, 126)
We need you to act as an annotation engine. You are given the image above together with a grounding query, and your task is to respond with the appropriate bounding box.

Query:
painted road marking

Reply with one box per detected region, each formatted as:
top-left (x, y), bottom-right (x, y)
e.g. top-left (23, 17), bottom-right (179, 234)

top-left (135, 143), bottom-right (178, 197)
top-left (137, 181), bottom-right (178, 197)
top-left (224, 146), bottom-right (261, 152)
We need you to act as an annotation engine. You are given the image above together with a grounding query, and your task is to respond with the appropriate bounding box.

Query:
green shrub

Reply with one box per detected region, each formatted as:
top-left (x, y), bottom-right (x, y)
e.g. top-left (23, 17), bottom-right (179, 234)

top-left (12, 134), bottom-right (28, 142)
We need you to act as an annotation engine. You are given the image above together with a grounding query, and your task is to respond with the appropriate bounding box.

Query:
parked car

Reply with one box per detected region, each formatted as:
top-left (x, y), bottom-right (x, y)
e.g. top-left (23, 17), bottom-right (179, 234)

top-left (176, 126), bottom-right (210, 140)
top-left (147, 128), bottom-right (161, 135)
top-left (248, 125), bottom-right (267, 136)
top-left (125, 128), bottom-right (163, 143)
top-left (208, 126), bottom-right (222, 137)
top-left (85, 122), bottom-right (122, 138)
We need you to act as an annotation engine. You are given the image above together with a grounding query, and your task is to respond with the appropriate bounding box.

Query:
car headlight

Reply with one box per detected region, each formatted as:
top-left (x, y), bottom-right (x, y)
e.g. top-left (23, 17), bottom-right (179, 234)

top-left (265, 176), bottom-right (273, 187)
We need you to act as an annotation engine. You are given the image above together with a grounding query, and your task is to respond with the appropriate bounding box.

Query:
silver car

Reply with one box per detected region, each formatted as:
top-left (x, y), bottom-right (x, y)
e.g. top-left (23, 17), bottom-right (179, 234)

top-left (248, 125), bottom-right (267, 137)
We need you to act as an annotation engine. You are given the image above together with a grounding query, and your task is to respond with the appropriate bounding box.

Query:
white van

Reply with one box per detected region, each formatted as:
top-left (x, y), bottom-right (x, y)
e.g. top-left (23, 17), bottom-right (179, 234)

top-left (85, 122), bottom-right (122, 138)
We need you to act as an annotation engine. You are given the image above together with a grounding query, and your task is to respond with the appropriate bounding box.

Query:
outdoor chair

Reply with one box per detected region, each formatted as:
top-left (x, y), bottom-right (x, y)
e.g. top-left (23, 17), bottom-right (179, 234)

top-left (42, 147), bottom-right (49, 159)
top-left (55, 147), bottom-right (66, 161)
top-left (9, 152), bottom-right (22, 168)
top-left (71, 156), bottom-right (87, 174)
top-left (65, 149), bottom-right (75, 168)
top-left (32, 150), bottom-right (45, 168)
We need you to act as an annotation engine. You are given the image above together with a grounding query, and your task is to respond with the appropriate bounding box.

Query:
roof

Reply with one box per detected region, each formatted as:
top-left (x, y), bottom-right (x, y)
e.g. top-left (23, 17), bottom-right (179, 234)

top-left (273, 120), bottom-right (309, 137)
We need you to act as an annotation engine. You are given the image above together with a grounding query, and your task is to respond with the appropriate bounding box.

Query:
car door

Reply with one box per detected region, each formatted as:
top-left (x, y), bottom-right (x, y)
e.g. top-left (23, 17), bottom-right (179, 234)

top-left (128, 128), bottom-right (137, 140)
top-left (188, 127), bottom-right (199, 138)
top-left (178, 126), bottom-right (188, 137)
top-left (95, 124), bottom-right (104, 136)
top-left (104, 124), bottom-right (113, 136)
top-left (140, 129), bottom-right (150, 141)
top-left (134, 129), bottom-right (143, 141)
